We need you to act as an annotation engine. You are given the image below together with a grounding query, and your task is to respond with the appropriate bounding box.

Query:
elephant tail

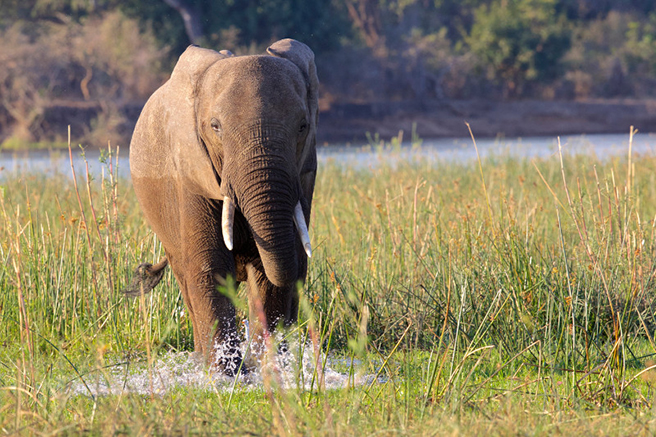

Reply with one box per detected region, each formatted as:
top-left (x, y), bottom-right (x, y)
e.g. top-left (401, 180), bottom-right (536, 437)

top-left (122, 258), bottom-right (169, 297)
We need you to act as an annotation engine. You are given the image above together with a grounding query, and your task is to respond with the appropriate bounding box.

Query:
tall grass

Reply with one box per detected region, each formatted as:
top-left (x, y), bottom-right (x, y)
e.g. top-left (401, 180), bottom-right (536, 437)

top-left (2, 132), bottom-right (656, 434)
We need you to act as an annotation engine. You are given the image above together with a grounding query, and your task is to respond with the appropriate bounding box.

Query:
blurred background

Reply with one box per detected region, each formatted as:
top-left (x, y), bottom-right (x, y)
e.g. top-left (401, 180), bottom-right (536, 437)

top-left (2, 0), bottom-right (656, 147)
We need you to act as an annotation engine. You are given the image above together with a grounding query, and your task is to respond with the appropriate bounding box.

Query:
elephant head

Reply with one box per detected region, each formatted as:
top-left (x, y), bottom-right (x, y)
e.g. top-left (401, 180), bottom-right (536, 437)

top-left (202, 41), bottom-right (317, 287)
top-left (144, 39), bottom-right (317, 286)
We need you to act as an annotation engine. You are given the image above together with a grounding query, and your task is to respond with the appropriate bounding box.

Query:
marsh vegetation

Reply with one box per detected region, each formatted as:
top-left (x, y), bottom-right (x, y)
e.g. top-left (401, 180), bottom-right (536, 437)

top-left (1, 132), bottom-right (656, 434)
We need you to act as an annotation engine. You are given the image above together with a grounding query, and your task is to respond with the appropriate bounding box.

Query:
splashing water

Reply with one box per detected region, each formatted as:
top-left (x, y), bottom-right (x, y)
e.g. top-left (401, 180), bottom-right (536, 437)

top-left (235, 335), bottom-right (373, 391)
top-left (68, 336), bottom-right (379, 398)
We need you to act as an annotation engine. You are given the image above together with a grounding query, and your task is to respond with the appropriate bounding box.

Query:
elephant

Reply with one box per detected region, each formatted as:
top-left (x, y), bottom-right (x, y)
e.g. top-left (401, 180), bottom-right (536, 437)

top-left (125, 38), bottom-right (318, 376)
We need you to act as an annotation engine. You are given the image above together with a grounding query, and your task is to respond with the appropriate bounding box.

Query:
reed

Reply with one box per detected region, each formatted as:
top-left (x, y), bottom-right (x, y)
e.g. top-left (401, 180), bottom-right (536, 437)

top-left (1, 131), bottom-right (656, 434)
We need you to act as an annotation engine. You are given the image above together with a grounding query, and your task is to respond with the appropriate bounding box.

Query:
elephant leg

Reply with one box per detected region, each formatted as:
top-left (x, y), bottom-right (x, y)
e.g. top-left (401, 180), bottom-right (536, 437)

top-left (176, 193), bottom-right (242, 375)
top-left (165, 251), bottom-right (202, 351)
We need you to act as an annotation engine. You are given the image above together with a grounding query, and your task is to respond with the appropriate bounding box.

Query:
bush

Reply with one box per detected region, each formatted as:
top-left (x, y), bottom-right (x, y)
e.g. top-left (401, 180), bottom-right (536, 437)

top-left (0, 12), bottom-right (167, 148)
top-left (467, 0), bottom-right (571, 98)
top-left (563, 11), bottom-right (656, 98)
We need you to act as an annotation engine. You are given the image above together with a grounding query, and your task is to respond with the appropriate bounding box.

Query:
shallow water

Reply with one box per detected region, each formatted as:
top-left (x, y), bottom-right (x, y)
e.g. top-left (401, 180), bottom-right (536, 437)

top-left (68, 340), bottom-right (376, 397)
top-left (3, 132), bottom-right (656, 180)
top-left (318, 132), bottom-right (656, 168)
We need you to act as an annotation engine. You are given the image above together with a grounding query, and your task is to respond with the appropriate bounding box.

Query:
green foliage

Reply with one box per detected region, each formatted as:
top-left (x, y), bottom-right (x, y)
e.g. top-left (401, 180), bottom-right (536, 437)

top-left (558, 0), bottom-right (656, 19)
top-left (0, 0), bottom-right (121, 28)
top-left (623, 13), bottom-right (656, 75)
top-left (468, 0), bottom-right (571, 96)
top-left (120, 0), bottom-right (350, 56)
top-left (563, 10), bottom-right (656, 97)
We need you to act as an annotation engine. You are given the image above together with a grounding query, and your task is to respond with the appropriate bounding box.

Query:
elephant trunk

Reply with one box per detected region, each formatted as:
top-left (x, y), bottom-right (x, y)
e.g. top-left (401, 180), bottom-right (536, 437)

top-left (226, 141), bottom-right (301, 288)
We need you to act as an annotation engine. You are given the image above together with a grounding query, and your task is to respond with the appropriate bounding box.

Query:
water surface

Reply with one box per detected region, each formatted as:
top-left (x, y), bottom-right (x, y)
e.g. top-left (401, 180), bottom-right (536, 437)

top-left (2, 133), bottom-right (655, 180)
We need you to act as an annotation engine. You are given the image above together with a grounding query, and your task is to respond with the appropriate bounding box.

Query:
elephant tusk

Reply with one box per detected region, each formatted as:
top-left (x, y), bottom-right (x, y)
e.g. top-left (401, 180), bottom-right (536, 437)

top-left (293, 202), bottom-right (312, 258)
top-left (222, 196), bottom-right (235, 251)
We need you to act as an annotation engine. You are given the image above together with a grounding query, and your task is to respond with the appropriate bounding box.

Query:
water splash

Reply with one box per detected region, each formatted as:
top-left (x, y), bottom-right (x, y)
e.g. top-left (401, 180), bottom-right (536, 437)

top-left (68, 338), bottom-right (379, 397)
top-left (237, 335), bottom-right (371, 391)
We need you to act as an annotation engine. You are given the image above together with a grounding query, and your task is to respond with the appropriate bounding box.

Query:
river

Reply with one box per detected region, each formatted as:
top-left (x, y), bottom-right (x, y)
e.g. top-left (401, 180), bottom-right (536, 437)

top-left (1, 132), bottom-right (655, 179)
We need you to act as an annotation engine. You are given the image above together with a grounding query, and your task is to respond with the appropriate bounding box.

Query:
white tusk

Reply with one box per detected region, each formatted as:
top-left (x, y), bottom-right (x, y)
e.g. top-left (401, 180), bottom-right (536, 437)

top-left (222, 196), bottom-right (235, 251)
top-left (293, 202), bottom-right (312, 258)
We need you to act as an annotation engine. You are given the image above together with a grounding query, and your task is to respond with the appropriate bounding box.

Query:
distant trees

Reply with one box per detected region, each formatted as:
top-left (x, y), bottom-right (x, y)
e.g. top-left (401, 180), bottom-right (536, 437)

top-left (160, 0), bottom-right (203, 44)
top-left (564, 10), bottom-right (656, 98)
top-left (2, 0), bottom-right (656, 145)
top-left (120, 0), bottom-right (350, 57)
top-left (558, 0), bottom-right (656, 19)
top-left (0, 10), bottom-right (166, 144)
top-left (467, 0), bottom-right (571, 97)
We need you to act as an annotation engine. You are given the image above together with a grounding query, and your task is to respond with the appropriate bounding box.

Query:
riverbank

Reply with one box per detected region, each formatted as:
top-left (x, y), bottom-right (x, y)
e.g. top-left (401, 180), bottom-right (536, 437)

top-left (319, 98), bottom-right (656, 143)
top-left (3, 98), bottom-right (656, 149)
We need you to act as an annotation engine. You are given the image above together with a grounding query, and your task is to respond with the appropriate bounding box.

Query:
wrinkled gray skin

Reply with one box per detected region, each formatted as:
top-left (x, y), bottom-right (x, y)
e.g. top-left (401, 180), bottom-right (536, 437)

top-left (128, 39), bottom-right (318, 375)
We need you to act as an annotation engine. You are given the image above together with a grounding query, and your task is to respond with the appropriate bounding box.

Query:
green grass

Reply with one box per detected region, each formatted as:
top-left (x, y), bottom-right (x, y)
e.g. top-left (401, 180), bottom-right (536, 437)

top-left (0, 137), bottom-right (71, 151)
top-left (2, 136), bottom-right (656, 435)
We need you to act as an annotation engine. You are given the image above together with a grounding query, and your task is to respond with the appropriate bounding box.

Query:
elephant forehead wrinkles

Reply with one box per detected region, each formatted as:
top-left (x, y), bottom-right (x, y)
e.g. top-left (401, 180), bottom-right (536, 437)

top-left (214, 56), bottom-right (307, 120)
top-left (226, 121), bottom-right (295, 148)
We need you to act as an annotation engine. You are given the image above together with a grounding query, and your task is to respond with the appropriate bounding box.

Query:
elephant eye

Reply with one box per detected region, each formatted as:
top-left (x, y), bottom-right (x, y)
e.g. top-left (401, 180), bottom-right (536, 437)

top-left (210, 118), bottom-right (222, 134)
top-left (298, 120), bottom-right (307, 133)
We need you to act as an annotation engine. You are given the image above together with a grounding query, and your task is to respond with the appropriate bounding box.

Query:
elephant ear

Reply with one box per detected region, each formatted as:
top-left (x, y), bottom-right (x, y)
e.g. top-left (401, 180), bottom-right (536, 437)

top-left (267, 39), bottom-right (319, 184)
top-left (166, 45), bottom-right (233, 199)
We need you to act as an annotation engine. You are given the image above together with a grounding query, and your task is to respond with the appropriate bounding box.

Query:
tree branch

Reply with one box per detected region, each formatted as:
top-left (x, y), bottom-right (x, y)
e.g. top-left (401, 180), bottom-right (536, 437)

top-left (162, 0), bottom-right (204, 44)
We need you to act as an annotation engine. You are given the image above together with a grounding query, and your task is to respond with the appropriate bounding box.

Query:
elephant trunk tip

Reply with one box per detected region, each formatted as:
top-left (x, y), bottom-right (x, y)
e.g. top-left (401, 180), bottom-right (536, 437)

top-left (248, 226), bottom-right (302, 288)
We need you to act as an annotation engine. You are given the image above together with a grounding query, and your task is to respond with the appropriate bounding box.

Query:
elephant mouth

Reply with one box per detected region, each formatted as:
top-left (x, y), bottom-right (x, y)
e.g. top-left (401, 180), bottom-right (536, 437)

top-left (220, 195), bottom-right (312, 258)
